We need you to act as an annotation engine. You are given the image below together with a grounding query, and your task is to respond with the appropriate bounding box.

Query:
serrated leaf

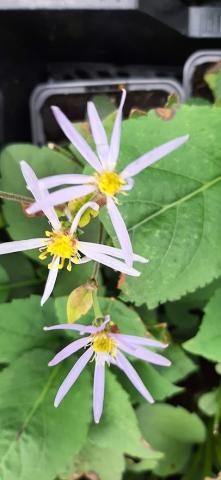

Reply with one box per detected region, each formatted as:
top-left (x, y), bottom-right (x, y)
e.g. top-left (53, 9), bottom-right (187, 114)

top-left (0, 349), bottom-right (91, 480)
top-left (0, 296), bottom-right (58, 363)
top-left (137, 403), bottom-right (206, 476)
top-left (184, 287), bottom-right (221, 362)
top-left (102, 106), bottom-right (221, 308)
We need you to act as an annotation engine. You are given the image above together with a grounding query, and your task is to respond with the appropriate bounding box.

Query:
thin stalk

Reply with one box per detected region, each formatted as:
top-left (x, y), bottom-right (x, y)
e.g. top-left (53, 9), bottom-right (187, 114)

top-left (92, 290), bottom-right (103, 320)
top-left (0, 190), bottom-right (33, 204)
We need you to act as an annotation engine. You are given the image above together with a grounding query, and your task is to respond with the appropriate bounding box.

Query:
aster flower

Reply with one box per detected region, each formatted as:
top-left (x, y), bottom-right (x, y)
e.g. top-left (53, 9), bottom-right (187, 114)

top-left (0, 161), bottom-right (147, 305)
top-left (44, 316), bottom-right (171, 423)
top-left (27, 90), bottom-right (189, 266)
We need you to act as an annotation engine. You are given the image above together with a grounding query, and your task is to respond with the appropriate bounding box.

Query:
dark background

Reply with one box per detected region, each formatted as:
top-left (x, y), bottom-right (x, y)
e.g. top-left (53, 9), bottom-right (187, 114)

top-left (1, 6), bottom-right (221, 143)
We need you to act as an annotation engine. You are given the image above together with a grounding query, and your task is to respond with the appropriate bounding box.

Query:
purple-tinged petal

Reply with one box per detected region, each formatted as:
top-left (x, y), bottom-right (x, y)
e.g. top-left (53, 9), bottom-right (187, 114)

top-left (39, 174), bottom-right (93, 189)
top-left (27, 184), bottom-right (96, 214)
top-left (78, 243), bottom-right (140, 276)
top-left (108, 89), bottom-right (126, 169)
top-left (116, 351), bottom-right (154, 403)
top-left (48, 336), bottom-right (90, 366)
top-left (54, 347), bottom-right (93, 407)
top-left (111, 333), bottom-right (168, 349)
top-left (87, 101), bottom-right (109, 168)
top-left (77, 256), bottom-right (92, 264)
top-left (117, 340), bottom-right (171, 366)
top-left (0, 238), bottom-right (45, 255)
top-left (93, 358), bottom-right (105, 423)
top-left (121, 135), bottom-right (189, 179)
top-left (106, 196), bottom-right (133, 266)
top-left (70, 201), bottom-right (99, 234)
top-left (41, 256), bottom-right (60, 306)
top-left (44, 318), bottom-right (109, 334)
top-left (51, 106), bottom-right (102, 173)
top-left (20, 161), bottom-right (61, 230)
top-left (79, 241), bottom-right (148, 264)
top-left (121, 177), bottom-right (134, 191)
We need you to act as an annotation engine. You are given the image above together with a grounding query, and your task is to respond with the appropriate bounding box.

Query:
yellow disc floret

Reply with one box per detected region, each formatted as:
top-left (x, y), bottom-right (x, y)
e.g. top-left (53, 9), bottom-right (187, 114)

top-left (39, 230), bottom-right (80, 271)
top-left (96, 171), bottom-right (125, 197)
top-left (92, 332), bottom-right (117, 357)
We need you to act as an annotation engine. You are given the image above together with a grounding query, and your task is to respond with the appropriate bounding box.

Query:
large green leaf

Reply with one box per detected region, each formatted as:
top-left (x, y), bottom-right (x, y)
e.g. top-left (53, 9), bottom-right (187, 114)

top-left (137, 403), bottom-right (206, 476)
top-left (60, 370), bottom-right (162, 480)
top-left (0, 296), bottom-right (58, 363)
top-left (184, 287), bottom-right (221, 362)
top-left (89, 370), bottom-right (160, 459)
top-left (0, 253), bottom-right (37, 299)
top-left (102, 106), bottom-right (221, 307)
top-left (0, 349), bottom-right (91, 480)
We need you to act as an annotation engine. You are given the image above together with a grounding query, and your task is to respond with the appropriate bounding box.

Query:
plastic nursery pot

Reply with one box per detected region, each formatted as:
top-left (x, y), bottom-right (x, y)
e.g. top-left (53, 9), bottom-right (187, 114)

top-left (183, 50), bottom-right (221, 100)
top-left (30, 75), bottom-right (184, 145)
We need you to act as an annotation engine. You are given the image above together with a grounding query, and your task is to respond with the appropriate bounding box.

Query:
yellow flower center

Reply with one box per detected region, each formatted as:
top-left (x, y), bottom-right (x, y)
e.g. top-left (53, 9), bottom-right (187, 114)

top-left (92, 332), bottom-right (117, 356)
top-left (39, 230), bottom-right (80, 271)
top-left (96, 171), bottom-right (125, 197)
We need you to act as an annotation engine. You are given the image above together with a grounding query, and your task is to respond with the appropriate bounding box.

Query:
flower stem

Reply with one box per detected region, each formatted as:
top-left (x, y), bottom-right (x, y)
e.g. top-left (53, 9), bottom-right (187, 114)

top-left (92, 290), bottom-right (103, 320)
top-left (0, 190), bottom-right (33, 204)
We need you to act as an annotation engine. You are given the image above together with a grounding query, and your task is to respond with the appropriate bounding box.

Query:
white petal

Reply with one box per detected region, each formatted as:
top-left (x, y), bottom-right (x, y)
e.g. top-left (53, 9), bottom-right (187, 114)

top-left (41, 257), bottom-right (60, 306)
top-left (0, 238), bottom-right (45, 255)
top-left (121, 135), bottom-right (189, 179)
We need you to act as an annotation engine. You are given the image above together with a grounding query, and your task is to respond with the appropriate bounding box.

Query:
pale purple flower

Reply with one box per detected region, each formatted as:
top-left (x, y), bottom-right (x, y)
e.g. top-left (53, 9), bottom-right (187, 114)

top-left (44, 316), bottom-right (171, 423)
top-left (0, 162), bottom-right (148, 305)
top-left (28, 90), bottom-right (189, 266)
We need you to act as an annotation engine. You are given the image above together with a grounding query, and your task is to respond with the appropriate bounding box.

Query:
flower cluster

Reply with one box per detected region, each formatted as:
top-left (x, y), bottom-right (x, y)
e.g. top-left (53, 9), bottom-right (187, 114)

top-left (0, 90), bottom-right (188, 422)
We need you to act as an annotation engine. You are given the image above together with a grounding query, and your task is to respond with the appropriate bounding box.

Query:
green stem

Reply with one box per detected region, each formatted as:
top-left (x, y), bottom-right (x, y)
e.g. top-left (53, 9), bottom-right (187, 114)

top-left (92, 290), bottom-right (103, 320)
top-left (0, 277), bottom-right (44, 292)
top-left (0, 190), bottom-right (33, 204)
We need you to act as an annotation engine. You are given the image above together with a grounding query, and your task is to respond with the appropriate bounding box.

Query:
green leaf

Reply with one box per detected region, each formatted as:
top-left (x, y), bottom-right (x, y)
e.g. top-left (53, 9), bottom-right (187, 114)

top-left (0, 264), bottom-right (10, 303)
top-left (0, 144), bottom-right (77, 262)
top-left (0, 252), bottom-right (37, 299)
top-left (137, 403), bottom-right (206, 476)
top-left (102, 106), bottom-right (221, 308)
top-left (0, 349), bottom-right (91, 480)
top-left (198, 390), bottom-right (218, 417)
top-left (184, 287), bottom-right (221, 362)
top-left (0, 296), bottom-right (59, 363)
top-left (89, 370), bottom-right (159, 459)
top-left (62, 443), bottom-right (125, 480)
top-left (160, 344), bottom-right (197, 383)
top-left (118, 359), bottom-right (182, 403)
top-left (91, 94), bottom-right (116, 119)
top-left (62, 370), bottom-right (162, 480)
